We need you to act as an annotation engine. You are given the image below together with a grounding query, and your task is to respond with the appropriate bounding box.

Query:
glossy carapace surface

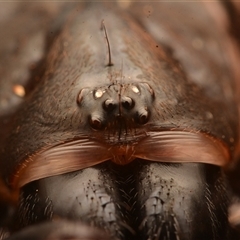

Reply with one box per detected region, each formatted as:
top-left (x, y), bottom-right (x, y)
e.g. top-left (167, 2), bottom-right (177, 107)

top-left (1, 2), bottom-right (238, 188)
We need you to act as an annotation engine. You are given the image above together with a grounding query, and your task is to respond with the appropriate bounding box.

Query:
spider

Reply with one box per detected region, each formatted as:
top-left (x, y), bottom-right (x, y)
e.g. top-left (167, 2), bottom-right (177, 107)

top-left (0, 1), bottom-right (240, 240)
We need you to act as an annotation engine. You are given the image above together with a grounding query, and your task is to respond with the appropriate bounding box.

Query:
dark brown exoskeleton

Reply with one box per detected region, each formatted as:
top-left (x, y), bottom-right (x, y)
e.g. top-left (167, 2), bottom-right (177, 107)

top-left (0, 1), bottom-right (240, 240)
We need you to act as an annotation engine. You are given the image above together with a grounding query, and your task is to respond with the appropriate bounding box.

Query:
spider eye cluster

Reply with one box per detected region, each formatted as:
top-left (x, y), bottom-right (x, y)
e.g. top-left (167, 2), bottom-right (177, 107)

top-left (77, 82), bottom-right (155, 130)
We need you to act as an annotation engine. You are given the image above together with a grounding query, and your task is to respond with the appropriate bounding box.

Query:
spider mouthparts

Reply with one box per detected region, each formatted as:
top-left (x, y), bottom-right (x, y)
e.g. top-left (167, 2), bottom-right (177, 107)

top-left (109, 144), bottom-right (136, 165)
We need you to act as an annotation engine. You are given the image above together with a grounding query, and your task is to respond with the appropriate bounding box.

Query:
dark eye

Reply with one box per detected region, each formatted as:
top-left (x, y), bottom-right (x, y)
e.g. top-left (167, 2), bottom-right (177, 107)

top-left (89, 115), bottom-right (103, 130)
top-left (121, 96), bottom-right (135, 110)
top-left (103, 99), bottom-right (116, 112)
top-left (136, 109), bottom-right (149, 125)
top-left (77, 88), bottom-right (89, 105)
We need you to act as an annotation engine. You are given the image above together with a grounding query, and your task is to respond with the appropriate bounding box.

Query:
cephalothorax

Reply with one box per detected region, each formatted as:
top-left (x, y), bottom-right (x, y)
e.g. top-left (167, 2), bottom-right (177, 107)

top-left (0, 1), bottom-right (240, 240)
